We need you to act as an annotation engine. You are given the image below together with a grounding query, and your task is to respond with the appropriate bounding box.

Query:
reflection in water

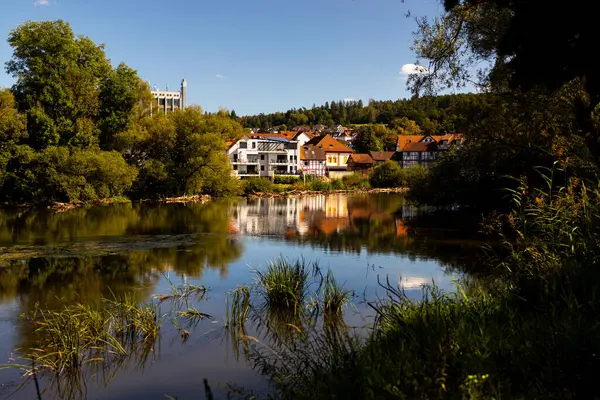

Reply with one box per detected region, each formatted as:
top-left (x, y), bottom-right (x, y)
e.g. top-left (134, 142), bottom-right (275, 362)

top-left (0, 193), bottom-right (482, 399)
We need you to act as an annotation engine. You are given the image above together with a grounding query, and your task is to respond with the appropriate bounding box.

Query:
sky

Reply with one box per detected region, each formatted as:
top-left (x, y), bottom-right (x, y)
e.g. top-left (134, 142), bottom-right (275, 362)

top-left (0, 0), bottom-right (446, 115)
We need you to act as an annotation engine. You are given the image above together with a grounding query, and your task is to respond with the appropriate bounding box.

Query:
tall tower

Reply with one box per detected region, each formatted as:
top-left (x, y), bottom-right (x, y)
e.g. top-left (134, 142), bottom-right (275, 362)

top-left (181, 78), bottom-right (187, 109)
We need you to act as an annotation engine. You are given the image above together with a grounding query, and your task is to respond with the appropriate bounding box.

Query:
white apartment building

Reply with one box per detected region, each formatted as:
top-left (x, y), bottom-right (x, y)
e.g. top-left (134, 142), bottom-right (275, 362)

top-left (228, 136), bottom-right (300, 178)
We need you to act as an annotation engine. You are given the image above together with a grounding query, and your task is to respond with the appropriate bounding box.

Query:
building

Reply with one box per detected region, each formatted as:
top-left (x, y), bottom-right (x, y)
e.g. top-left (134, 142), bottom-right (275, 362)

top-left (304, 134), bottom-right (354, 173)
top-left (300, 145), bottom-right (327, 176)
top-left (370, 151), bottom-right (396, 165)
top-left (347, 153), bottom-right (375, 176)
top-left (396, 134), bottom-right (464, 168)
top-left (151, 79), bottom-right (187, 114)
top-left (228, 135), bottom-right (300, 178)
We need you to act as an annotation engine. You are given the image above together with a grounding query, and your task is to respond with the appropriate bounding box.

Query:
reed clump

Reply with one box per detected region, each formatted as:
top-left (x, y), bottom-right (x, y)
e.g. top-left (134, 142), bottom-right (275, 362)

top-left (254, 257), bottom-right (312, 310)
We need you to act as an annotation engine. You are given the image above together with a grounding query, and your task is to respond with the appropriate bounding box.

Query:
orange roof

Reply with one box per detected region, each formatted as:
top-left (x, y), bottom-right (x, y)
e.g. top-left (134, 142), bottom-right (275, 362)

top-left (404, 141), bottom-right (437, 152)
top-left (396, 135), bottom-right (426, 151)
top-left (225, 140), bottom-right (236, 149)
top-left (305, 134), bottom-right (354, 153)
top-left (278, 131), bottom-right (296, 140)
top-left (348, 153), bottom-right (374, 164)
top-left (396, 133), bottom-right (465, 151)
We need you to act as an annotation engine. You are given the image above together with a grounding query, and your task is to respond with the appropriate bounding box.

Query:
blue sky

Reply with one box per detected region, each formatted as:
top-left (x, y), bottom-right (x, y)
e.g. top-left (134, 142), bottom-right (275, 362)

top-left (0, 0), bottom-right (445, 115)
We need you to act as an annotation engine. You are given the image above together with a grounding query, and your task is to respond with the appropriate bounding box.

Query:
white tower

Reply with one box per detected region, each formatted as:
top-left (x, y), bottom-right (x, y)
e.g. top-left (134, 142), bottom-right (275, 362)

top-left (181, 78), bottom-right (187, 109)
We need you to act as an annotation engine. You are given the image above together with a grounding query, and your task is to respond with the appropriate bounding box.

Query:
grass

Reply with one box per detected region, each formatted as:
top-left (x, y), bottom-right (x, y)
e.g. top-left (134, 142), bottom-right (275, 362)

top-left (254, 257), bottom-right (313, 310)
top-left (3, 280), bottom-right (211, 399)
top-left (240, 169), bottom-right (600, 399)
top-left (1, 296), bottom-right (159, 399)
top-left (321, 270), bottom-right (352, 317)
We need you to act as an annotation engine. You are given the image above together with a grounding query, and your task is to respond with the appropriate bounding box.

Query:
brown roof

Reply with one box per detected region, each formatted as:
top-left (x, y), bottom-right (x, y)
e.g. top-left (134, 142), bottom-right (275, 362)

top-left (370, 151), bottom-right (395, 161)
top-left (300, 145), bottom-right (326, 161)
top-left (348, 153), bottom-right (375, 164)
top-left (305, 134), bottom-right (354, 153)
top-left (404, 141), bottom-right (438, 152)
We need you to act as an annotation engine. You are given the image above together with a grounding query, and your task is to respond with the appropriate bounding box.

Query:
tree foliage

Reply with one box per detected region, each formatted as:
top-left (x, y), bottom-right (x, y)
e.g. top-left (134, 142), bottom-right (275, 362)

top-left (1, 20), bottom-right (243, 205)
top-left (240, 95), bottom-right (489, 135)
top-left (353, 127), bottom-right (383, 153)
top-left (406, 0), bottom-right (600, 209)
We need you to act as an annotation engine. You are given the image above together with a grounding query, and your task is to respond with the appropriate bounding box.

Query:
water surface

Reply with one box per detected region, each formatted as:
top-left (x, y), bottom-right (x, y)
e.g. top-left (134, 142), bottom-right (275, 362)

top-left (0, 193), bottom-right (481, 399)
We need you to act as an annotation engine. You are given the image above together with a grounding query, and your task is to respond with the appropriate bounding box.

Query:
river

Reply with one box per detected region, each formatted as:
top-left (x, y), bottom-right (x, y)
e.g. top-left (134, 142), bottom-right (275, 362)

top-left (0, 193), bottom-right (481, 399)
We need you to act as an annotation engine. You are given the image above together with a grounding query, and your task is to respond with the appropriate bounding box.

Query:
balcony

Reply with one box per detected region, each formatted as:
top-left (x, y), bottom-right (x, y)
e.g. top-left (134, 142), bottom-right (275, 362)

top-left (232, 159), bottom-right (259, 165)
top-left (269, 159), bottom-right (292, 165)
top-left (233, 170), bottom-right (259, 177)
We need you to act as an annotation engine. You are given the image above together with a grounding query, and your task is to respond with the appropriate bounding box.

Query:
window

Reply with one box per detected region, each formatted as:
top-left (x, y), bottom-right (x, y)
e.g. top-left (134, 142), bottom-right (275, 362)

top-left (233, 165), bottom-right (238, 170)
top-left (328, 156), bottom-right (332, 163)
top-left (332, 156), bottom-right (337, 163)
top-left (260, 155), bottom-right (265, 160)
top-left (239, 142), bottom-right (247, 149)
top-left (304, 161), bottom-right (308, 166)
top-left (252, 142), bottom-right (256, 149)
top-left (261, 165), bottom-right (264, 171)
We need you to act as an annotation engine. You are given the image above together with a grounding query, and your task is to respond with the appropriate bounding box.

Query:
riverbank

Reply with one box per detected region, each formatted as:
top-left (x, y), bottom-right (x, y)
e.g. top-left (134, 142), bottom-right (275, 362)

top-left (243, 187), bottom-right (406, 198)
top-left (1, 188), bottom-right (406, 212)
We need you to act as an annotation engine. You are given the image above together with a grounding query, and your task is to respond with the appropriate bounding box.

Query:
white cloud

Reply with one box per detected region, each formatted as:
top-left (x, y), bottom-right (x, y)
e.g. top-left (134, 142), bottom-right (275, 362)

top-left (399, 276), bottom-right (429, 289)
top-left (215, 74), bottom-right (225, 79)
top-left (399, 63), bottom-right (429, 76)
top-left (34, 0), bottom-right (49, 6)
top-left (343, 98), bottom-right (356, 103)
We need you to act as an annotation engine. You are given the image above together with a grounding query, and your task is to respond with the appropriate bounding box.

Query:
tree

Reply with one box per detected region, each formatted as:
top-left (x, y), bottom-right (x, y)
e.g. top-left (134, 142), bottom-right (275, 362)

top-left (390, 117), bottom-right (422, 136)
top-left (0, 89), bottom-right (27, 189)
top-left (369, 160), bottom-right (403, 188)
top-left (98, 64), bottom-right (150, 149)
top-left (6, 20), bottom-right (112, 149)
top-left (411, 1), bottom-right (600, 169)
top-left (353, 127), bottom-right (383, 153)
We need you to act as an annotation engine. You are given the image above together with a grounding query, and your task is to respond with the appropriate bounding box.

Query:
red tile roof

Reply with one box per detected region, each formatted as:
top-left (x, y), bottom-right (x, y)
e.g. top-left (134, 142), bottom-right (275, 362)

top-left (305, 134), bottom-right (354, 153)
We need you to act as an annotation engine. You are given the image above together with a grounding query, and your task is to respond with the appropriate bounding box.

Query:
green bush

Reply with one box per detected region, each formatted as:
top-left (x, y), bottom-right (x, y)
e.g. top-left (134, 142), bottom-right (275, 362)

top-left (330, 179), bottom-right (345, 190)
top-left (369, 160), bottom-right (403, 188)
top-left (342, 173), bottom-right (370, 189)
top-left (273, 183), bottom-right (293, 193)
top-left (309, 180), bottom-right (332, 191)
top-left (244, 177), bottom-right (274, 194)
top-left (274, 175), bottom-right (300, 185)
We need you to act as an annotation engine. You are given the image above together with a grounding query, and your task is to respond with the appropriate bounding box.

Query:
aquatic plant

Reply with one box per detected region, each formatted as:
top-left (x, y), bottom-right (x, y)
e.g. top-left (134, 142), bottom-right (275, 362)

top-left (321, 270), bottom-right (352, 318)
top-left (246, 172), bottom-right (600, 399)
top-left (254, 257), bottom-right (312, 310)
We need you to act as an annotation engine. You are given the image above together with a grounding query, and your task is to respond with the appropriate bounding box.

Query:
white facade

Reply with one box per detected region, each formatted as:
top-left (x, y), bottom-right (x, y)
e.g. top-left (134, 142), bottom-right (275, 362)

top-left (150, 79), bottom-right (187, 114)
top-left (228, 136), bottom-right (300, 178)
top-left (325, 151), bottom-right (351, 169)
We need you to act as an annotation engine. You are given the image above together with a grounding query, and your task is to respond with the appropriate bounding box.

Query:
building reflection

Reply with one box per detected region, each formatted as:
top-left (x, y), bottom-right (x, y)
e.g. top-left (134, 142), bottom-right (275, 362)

top-left (229, 194), bottom-right (414, 240)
